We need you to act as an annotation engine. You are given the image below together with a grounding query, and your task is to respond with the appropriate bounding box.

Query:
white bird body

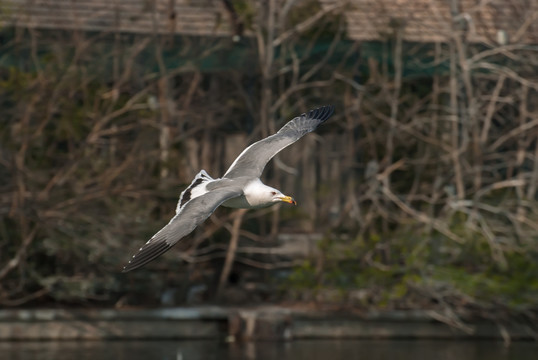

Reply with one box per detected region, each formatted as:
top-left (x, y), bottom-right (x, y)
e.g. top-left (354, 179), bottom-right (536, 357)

top-left (222, 178), bottom-right (288, 209)
top-left (177, 174), bottom-right (290, 211)
top-left (123, 105), bottom-right (335, 272)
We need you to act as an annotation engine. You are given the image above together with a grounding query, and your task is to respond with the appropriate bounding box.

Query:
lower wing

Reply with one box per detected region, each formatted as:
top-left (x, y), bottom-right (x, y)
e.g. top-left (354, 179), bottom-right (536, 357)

top-left (122, 187), bottom-right (243, 272)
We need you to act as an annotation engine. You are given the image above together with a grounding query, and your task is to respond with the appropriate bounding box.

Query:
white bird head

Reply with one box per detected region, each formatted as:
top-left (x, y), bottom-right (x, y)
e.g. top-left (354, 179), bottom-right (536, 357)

top-left (233, 180), bottom-right (297, 209)
top-left (268, 188), bottom-right (296, 205)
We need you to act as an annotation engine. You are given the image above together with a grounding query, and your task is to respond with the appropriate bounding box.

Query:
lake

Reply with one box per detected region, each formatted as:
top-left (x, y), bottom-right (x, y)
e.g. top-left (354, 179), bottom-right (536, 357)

top-left (1, 339), bottom-right (536, 360)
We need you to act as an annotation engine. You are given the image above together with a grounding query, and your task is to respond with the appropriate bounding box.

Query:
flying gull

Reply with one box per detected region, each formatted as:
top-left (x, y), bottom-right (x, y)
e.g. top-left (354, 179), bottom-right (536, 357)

top-left (123, 105), bottom-right (335, 272)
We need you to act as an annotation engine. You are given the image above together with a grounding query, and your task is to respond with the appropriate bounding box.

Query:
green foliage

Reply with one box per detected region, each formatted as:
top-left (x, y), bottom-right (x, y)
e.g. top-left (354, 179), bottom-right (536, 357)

top-left (286, 260), bottom-right (319, 290)
top-left (284, 225), bottom-right (538, 312)
top-left (427, 250), bottom-right (538, 306)
top-left (232, 0), bottom-right (255, 30)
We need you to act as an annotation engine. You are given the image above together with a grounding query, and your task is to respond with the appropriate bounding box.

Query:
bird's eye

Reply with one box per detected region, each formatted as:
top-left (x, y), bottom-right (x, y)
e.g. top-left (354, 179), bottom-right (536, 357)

top-left (271, 191), bottom-right (277, 195)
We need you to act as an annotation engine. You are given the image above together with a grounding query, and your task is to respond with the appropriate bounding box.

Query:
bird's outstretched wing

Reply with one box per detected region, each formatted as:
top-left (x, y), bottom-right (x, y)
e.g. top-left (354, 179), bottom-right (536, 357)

top-left (122, 187), bottom-right (243, 272)
top-left (223, 105), bottom-right (335, 179)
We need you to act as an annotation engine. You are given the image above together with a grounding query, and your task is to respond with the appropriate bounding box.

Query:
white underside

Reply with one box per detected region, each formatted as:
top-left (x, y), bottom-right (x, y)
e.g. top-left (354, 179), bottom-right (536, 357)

top-left (222, 178), bottom-right (279, 209)
top-left (221, 195), bottom-right (259, 209)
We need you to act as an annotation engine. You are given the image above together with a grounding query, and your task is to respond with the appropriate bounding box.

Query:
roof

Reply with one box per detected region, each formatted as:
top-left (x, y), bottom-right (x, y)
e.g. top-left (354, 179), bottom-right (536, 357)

top-left (0, 0), bottom-right (233, 36)
top-left (322, 0), bottom-right (538, 44)
top-left (1, 0), bottom-right (537, 45)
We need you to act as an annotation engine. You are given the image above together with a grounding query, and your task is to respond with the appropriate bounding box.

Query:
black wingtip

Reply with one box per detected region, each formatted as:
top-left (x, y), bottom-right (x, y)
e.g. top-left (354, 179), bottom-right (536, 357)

top-left (308, 105), bottom-right (335, 123)
top-left (122, 240), bottom-right (172, 273)
top-left (122, 261), bottom-right (139, 273)
top-left (121, 263), bottom-right (134, 273)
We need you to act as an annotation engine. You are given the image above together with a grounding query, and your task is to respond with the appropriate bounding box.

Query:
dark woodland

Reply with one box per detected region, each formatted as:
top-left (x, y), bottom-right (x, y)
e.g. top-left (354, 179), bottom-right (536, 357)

top-left (0, 0), bottom-right (537, 336)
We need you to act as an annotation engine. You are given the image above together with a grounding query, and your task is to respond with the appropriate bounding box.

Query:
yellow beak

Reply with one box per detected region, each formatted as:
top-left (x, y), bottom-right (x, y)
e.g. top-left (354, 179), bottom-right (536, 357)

top-left (279, 195), bottom-right (297, 205)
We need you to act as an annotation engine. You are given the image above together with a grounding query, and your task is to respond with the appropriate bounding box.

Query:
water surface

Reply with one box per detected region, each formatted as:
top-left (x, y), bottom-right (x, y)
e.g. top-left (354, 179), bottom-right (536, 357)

top-left (1, 339), bottom-right (536, 360)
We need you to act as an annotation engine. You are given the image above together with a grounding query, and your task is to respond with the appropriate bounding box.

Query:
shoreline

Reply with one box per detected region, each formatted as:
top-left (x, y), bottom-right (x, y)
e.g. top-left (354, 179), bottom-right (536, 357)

top-left (0, 306), bottom-right (534, 341)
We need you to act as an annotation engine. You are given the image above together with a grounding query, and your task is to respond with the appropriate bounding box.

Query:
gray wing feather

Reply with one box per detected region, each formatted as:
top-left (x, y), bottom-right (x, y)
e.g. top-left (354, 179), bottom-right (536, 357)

top-left (223, 105), bottom-right (335, 179)
top-left (122, 187), bottom-right (243, 272)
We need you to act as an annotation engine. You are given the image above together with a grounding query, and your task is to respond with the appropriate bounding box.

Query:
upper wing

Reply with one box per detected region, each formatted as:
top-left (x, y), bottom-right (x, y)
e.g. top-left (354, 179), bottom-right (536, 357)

top-left (122, 187), bottom-right (243, 272)
top-left (223, 105), bottom-right (335, 179)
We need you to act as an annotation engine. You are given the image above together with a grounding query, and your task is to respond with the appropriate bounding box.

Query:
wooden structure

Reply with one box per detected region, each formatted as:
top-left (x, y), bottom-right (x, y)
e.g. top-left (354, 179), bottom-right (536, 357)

top-left (322, 0), bottom-right (538, 44)
top-left (1, 1), bottom-right (537, 44)
top-left (0, 0), bottom-right (232, 36)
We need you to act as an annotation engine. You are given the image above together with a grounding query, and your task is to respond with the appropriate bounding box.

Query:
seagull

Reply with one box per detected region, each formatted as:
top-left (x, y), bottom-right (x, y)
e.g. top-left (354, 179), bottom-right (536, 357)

top-left (123, 105), bottom-right (335, 272)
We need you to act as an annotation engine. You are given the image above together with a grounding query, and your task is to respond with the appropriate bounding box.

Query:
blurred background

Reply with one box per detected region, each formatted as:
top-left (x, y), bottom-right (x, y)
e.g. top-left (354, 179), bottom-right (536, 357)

top-left (0, 0), bottom-right (537, 331)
